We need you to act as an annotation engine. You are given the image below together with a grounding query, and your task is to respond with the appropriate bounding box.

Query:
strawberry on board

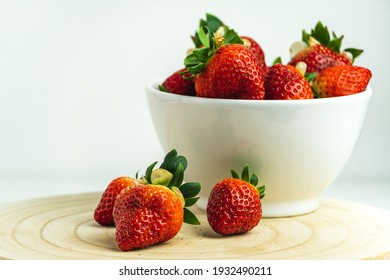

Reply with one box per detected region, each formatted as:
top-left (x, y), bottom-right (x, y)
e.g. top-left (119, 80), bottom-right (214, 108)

top-left (94, 176), bottom-right (135, 226)
top-left (207, 165), bottom-right (265, 236)
top-left (112, 149), bottom-right (201, 251)
top-left (114, 184), bottom-right (184, 251)
top-left (159, 68), bottom-right (196, 96)
top-left (312, 65), bottom-right (372, 98)
top-left (265, 63), bottom-right (313, 100)
top-left (288, 21), bottom-right (363, 73)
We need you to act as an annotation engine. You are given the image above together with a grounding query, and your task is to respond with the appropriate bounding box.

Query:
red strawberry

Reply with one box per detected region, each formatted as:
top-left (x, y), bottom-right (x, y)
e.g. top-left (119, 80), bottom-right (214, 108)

top-left (288, 21), bottom-right (362, 73)
top-left (185, 27), bottom-right (265, 99)
top-left (207, 165), bottom-right (265, 235)
top-left (114, 184), bottom-right (184, 251)
top-left (289, 44), bottom-right (351, 73)
top-left (159, 68), bottom-right (196, 96)
top-left (264, 64), bottom-right (313, 100)
top-left (241, 36), bottom-right (267, 69)
top-left (94, 176), bottom-right (135, 226)
top-left (195, 44), bottom-right (265, 99)
top-left (312, 65), bottom-right (372, 98)
top-left (110, 149), bottom-right (201, 251)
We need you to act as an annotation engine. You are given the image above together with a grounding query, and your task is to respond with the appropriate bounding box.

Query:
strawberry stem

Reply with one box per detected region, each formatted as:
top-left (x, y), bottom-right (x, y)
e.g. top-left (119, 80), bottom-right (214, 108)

top-left (150, 168), bottom-right (173, 186)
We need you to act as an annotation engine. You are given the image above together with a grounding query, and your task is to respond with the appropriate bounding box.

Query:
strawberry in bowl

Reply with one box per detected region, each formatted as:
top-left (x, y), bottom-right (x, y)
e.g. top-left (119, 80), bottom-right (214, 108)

top-left (148, 15), bottom-right (372, 217)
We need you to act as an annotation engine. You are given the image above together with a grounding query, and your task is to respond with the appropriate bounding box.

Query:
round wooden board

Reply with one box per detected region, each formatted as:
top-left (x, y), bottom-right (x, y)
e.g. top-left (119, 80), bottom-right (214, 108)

top-left (0, 192), bottom-right (389, 260)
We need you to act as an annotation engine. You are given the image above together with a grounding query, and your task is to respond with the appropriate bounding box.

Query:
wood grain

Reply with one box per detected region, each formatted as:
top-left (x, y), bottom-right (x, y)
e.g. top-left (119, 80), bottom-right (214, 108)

top-left (0, 192), bottom-right (389, 260)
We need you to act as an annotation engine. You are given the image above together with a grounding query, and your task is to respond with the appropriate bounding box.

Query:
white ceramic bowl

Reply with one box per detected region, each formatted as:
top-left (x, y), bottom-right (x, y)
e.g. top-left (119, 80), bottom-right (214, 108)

top-left (146, 79), bottom-right (373, 217)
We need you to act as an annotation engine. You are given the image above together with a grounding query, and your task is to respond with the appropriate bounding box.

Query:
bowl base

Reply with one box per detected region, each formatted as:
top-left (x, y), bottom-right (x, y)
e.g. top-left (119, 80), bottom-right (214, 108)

top-left (196, 197), bottom-right (320, 218)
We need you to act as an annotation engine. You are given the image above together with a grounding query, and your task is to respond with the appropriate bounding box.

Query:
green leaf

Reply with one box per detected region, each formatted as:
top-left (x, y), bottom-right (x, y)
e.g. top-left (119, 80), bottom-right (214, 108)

top-left (158, 85), bottom-right (168, 92)
top-left (223, 29), bottom-right (243, 45)
top-left (191, 32), bottom-right (202, 48)
top-left (206, 13), bottom-right (224, 33)
top-left (183, 208), bottom-right (200, 225)
top-left (302, 29), bottom-right (310, 45)
top-left (188, 63), bottom-right (206, 75)
top-left (167, 162), bottom-right (184, 188)
top-left (160, 149), bottom-right (178, 171)
top-left (184, 53), bottom-right (200, 67)
top-left (160, 149), bottom-right (187, 174)
top-left (198, 26), bottom-right (210, 48)
top-left (344, 48), bottom-right (363, 62)
top-left (193, 48), bottom-right (210, 63)
top-left (185, 197), bottom-right (199, 207)
top-left (311, 21), bottom-right (330, 46)
top-left (250, 174), bottom-right (258, 186)
top-left (230, 169), bottom-right (240, 179)
top-left (305, 72), bottom-right (317, 82)
top-left (169, 155), bottom-right (188, 173)
top-left (328, 34), bottom-right (343, 53)
top-left (272, 56), bottom-right (282, 65)
top-left (144, 161), bottom-right (158, 184)
top-left (241, 164), bottom-right (250, 182)
top-left (179, 182), bottom-right (201, 198)
top-left (184, 50), bottom-right (208, 75)
top-left (257, 185), bottom-right (266, 199)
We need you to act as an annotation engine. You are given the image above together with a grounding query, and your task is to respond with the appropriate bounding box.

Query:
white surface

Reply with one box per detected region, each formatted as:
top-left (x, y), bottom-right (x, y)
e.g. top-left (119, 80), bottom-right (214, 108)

top-left (0, 1), bottom-right (389, 204)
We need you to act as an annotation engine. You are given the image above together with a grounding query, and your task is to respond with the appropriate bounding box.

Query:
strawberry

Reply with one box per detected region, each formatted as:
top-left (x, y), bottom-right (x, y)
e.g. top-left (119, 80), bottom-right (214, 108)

top-left (241, 35), bottom-right (267, 69)
top-left (207, 165), bottom-right (265, 235)
top-left (114, 183), bottom-right (184, 251)
top-left (312, 65), bottom-right (372, 98)
top-left (288, 21), bottom-right (362, 73)
top-left (185, 27), bottom-right (265, 99)
top-left (264, 64), bottom-right (313, 100)
top-left (289, 44), bottom-right (351, 73)
top-left (94, 176), bottom-right (135, 226)
top-left (159, 68), bottom-right (196, 96)
top-left (111, 149), bottom-right (201, 251)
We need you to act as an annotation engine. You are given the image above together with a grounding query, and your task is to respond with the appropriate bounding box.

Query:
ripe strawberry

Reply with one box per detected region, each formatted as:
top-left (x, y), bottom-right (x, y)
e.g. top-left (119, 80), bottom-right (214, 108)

top-left (264, 64), bottom-right (313, 100)
top-left (159, 68), bottom-right (196, 96)
top-left (288, 21), bottom-right (362, 73)
top-left (195, 44), bottom-right (265, 99)
top-left (111, 149), bottom-right (201, 251)
top-left (185, 27), bottom-right (265, 99)
top-left (241, 36), bottom-right (267, 69)
top-left (114, 183), bottom-right (184, 251)
top-left (207, 165), bottom-right (265, 235)
top-left (94, 176), bottom-right (135, 226)
top-left (289, 44), bottom-right (351, 73)
top-left (312, 65), bottom-right (372, 98)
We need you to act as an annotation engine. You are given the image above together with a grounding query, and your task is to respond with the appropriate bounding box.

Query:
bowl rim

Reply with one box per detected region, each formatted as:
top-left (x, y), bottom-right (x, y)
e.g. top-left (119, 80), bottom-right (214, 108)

top-left (146, 78), bottom-right (373, 106)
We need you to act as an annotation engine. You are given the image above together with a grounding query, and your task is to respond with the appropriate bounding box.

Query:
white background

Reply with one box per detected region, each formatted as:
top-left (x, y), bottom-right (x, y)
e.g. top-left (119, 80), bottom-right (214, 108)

top-left (0, 0), bottom-right (389, 206)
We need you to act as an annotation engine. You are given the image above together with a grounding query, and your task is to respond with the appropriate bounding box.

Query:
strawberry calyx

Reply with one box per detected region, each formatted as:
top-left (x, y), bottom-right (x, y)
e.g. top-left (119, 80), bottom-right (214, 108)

top-left (191, 13), bottom-right (225, 48)
top-left (230, 164), bottom-right (265, 199)
top-left (301, 21), bottom-right (363, 63)
top-left (183, 14), bottom-right (243, 78)
top-left (137, 149), bottom-right (201, 225)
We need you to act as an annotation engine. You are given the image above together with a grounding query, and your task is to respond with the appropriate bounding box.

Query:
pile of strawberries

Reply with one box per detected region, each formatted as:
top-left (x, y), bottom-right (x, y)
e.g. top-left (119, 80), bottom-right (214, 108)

top-left (94, 150), bottom-right (265, 251)
top-left (160, 14), bottom-right (372, 99)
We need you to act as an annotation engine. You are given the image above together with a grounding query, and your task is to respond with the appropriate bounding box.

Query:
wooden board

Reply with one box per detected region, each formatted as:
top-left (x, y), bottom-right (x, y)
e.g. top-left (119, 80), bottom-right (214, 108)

top-left (0, 192), bottom-right (389, 260)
